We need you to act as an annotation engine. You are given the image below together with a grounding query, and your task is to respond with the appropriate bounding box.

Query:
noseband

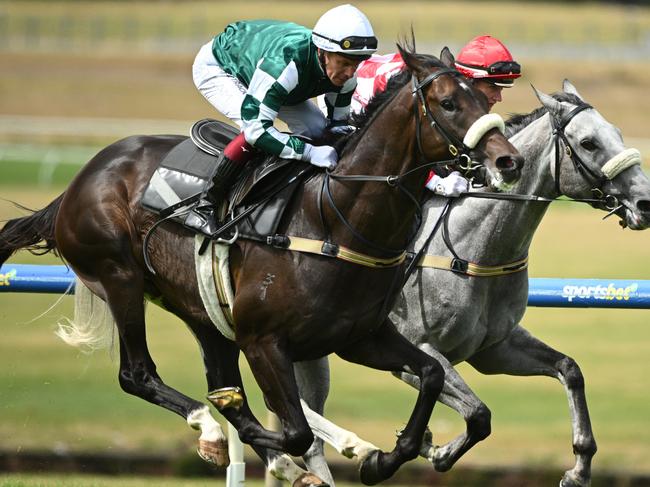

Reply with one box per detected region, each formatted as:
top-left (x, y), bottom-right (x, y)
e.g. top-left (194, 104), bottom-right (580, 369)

top-left (551, 103), bottom-right (641, 213)
top-left (321, 67), bottom-right (506, 256)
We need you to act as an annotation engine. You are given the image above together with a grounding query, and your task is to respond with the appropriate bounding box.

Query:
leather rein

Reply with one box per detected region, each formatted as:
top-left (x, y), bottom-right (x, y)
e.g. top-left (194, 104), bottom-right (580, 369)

top-left (462, 102), bottom-right (628, 218)
top-left (321, 67), bottom-right (483, 257)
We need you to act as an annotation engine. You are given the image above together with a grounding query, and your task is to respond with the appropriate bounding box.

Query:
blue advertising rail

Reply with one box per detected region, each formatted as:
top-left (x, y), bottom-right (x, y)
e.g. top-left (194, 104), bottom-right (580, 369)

top-left (1, 264), bottom-right (650, 309)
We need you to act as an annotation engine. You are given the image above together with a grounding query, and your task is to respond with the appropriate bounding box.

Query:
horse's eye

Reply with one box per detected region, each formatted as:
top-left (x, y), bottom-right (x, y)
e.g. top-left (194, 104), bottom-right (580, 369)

top-left (441, 99), bottom-right (455, 112)
top-left (580, 139), bottom-right (597, 151)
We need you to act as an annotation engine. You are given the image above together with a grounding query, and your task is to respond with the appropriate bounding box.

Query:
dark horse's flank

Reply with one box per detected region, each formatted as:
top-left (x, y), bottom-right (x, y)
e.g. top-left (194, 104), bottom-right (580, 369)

top-left (0, 44), bottom-right (522, 485)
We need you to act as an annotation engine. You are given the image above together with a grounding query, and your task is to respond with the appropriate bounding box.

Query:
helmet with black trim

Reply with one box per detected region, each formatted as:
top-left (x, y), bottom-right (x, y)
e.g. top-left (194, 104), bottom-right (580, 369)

top-left (455, 35), bottom-right (521, 87)
top-left (312, 4), bottom-right (377, 60)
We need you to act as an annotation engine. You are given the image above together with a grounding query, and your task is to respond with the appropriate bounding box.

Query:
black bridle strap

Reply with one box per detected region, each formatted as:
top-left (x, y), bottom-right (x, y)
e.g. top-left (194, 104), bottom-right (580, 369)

top-left (412, 67), bottom-right (459, 91)
top-left (551, 103), bottom-right (605, 195)
top-left (412, 72), bottom-right (470, 158)
top-left (401, 198), bottom-right (452, 285)
top-left (458, 190), bottom-right (618, 209)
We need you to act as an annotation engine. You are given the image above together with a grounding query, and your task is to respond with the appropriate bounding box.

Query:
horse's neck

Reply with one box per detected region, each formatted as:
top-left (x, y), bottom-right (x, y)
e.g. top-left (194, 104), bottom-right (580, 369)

top-left (329, 89), bottom-right (427, 252)
top-left (423, 114), bottom-right (557, 263)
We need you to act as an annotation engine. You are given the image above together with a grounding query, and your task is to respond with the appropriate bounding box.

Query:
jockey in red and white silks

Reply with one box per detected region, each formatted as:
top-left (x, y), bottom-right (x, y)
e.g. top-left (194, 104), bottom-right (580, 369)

top-left (348, 36), bottom-right (522, 196)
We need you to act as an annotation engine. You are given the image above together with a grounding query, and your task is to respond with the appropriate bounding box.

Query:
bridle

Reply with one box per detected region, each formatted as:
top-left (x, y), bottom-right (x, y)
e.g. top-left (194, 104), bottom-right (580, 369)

top-left (322, 66), bottom-right (503, 256)
top-left (550, 102), bottom-right (618, 210)
top-left (411, 68), bottom-right (477, 175)
top-left (462, 101), bottom-right (642, 221)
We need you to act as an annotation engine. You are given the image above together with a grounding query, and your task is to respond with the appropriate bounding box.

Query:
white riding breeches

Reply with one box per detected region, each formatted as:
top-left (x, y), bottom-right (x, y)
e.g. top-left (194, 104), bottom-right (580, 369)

top-left (192, 41), bottom-right (328, 139)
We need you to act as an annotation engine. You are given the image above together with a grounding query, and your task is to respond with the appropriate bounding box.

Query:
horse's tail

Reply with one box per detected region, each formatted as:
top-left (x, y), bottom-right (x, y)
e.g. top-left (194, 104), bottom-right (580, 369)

top-left (0, 193), bottom-right (64, 266)
top-left (56, 277), bottom-right (118, 352)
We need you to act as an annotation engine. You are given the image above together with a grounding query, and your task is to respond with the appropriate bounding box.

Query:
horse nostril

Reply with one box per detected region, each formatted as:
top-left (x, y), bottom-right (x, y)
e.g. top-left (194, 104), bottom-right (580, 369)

top-left (495, 155), bottom-right (521, 172)
top-left (637, 200), bottom-right (650, 216)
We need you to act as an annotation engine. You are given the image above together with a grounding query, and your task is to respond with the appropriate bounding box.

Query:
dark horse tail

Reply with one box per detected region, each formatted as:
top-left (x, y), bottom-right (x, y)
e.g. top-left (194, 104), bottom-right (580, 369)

top-left (0, 193), bottom-right (64, 265)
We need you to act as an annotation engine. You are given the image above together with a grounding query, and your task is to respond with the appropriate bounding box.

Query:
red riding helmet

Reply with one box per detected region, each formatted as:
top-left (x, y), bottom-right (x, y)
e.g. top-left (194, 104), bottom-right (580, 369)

top-left (455, 35), bottom-right (521, 87)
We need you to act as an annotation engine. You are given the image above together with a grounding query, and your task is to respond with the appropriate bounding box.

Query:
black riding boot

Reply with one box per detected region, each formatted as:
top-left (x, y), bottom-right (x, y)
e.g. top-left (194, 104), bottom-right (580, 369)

top-left (206, 155), bottom-right (241, 206)
top-left (185, 155), bottom-right (241, 237)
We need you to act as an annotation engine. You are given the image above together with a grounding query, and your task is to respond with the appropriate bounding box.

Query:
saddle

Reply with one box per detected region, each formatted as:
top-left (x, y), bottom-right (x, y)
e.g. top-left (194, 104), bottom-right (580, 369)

top-left (141, 119), bottom-right (313, 242)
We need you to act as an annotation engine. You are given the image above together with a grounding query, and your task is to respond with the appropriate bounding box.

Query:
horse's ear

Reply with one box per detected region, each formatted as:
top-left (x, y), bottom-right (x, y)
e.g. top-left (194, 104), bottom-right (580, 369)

top-left (562, 79), bottom-right (585, 101)
top-left (532, 84), bottom-right (566, 119)
top-left (440, 47), bottom-right (455, 68)
top-left (397, 28), bottom-right (426, 75)
top-left (397, 41), bottom-right (423, 74)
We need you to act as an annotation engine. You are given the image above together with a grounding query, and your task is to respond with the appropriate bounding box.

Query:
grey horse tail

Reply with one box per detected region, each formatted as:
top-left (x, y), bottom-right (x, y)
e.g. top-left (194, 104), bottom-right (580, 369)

top-left (0, 193), bottom-right (64, 265)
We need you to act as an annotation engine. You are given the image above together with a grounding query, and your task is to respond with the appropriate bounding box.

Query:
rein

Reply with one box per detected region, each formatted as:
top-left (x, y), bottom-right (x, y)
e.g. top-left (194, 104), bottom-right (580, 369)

top-left (318, 67), bottom-right (499, 258)
top-left (455, 102), bottom-right (643, 216)
top-left (415, 100), bottom-right (645, 278)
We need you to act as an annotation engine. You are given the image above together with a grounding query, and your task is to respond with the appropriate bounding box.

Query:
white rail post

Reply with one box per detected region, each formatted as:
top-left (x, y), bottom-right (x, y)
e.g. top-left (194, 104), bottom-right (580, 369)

top-left (227, 421), bottom-right (246, 487)
top-left (265, 412), bottom-right (283, 487)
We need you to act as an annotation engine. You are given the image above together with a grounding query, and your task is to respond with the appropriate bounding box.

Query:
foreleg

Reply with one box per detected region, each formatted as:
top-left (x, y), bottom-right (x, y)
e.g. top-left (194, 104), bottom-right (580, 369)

top-left (394, 343), bottom-right (492, 472)
top-left (336, 320), bottom-right (444, 485)
top-left (190, 321), bottom-right (321, 486)
top-left (468, 325), bottom-right (596, 487)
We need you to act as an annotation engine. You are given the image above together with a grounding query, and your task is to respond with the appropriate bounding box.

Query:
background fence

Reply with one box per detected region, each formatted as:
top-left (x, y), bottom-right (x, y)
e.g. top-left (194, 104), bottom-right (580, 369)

top-left (2, 2), bottom-right (650, 59)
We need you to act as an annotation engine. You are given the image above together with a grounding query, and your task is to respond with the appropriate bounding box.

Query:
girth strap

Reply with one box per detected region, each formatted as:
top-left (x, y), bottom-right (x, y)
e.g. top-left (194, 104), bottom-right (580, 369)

top-left (419, 254), bottom-right (528, 277)
top-left (267, 234), bottom-right (407, 268)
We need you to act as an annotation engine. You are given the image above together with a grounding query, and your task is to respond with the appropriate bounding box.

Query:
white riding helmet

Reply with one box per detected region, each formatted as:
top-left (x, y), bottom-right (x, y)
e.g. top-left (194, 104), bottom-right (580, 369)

top-left (312, 4), bottom-right (378, 58)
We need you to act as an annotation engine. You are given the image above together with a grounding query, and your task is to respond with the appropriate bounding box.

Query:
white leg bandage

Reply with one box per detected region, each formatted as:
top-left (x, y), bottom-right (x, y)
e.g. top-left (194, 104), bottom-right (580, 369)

top-left (601, 148), bottom-right (642, 180)
top-left (463, 113), bottom-right (505, 149)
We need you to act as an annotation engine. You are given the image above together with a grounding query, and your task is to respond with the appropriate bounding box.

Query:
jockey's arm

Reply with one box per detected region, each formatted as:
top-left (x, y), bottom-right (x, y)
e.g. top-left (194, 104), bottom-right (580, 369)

top-left (321, 77), bottom-right (357, 134)
top-left (240, 58), bottom-right (307, 160)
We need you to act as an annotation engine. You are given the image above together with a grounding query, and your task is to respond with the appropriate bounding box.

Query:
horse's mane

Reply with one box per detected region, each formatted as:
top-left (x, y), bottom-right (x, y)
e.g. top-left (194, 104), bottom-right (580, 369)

top-left (333, 52), bottom-right (448, 156)
top-left (505, 92), bottom-right (583, 138)
top-left (350, 53), bottom-right (448, 130)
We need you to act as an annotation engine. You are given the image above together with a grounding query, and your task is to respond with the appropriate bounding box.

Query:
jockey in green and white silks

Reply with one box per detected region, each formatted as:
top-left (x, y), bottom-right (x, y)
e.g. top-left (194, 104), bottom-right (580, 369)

top-left (191, 4), bottom-right (377, 233)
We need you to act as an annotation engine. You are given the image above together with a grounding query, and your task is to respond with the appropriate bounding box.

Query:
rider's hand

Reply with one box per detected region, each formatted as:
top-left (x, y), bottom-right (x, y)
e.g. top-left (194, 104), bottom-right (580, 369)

top-left (425, 171), bottom-right (468, 197)
top-left (302, 144), bottom-right (338, 170)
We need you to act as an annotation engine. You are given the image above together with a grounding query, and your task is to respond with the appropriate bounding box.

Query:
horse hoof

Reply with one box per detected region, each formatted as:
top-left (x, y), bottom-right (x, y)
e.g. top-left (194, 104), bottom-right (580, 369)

top-left (560, 470), bottom-right (589, 487)
top-left (292, 472), bottom-right (329, 487)
top-left (359, 450), bottom-right (383, 486)
top-left (197, 438), bottom-right (229, 467)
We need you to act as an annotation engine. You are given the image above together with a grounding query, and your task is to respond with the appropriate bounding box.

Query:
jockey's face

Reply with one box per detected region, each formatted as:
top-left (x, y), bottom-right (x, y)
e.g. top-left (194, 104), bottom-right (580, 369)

top-left (473, 80), bottom-right (504, 111)
top-left (322, 51), bottom-right (362, 87)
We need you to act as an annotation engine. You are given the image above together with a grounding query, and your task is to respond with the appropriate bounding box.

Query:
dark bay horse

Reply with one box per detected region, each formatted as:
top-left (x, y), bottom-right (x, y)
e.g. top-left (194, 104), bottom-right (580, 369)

top-left (0, 43), bottom-right (522, 486)
top-left (294, 81), bottom-right (650, 487)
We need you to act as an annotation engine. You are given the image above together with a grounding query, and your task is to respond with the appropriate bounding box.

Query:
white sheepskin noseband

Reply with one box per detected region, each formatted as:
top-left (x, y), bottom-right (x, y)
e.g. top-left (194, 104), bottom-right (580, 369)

top-left (463, 114), bottom-right (506, 149)
top-left (601, 148), bottom-right (642, 180)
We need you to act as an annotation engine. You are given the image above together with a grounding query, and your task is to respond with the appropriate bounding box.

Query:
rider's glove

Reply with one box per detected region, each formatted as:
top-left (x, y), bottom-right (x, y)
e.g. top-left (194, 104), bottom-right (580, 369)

top-left (425, 171), bottom-right (468, 197)
top-left (302, 144), bottom-right (338, 170)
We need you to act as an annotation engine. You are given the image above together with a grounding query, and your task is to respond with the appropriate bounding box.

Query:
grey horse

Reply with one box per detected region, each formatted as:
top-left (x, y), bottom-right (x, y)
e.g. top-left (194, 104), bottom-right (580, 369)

top-left (294, 80), bottom-right (650, 487)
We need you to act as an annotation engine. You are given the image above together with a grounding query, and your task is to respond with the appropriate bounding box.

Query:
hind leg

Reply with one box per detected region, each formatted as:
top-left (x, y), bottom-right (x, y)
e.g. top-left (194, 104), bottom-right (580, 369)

top-left (85, 263), bottom-right (228, 465)
top-left (294, 358), bottom-right (335, 486)
top-left (468, 325), bottom-right (596, 487)
top-left (189, 320), bottom-right (324, 486)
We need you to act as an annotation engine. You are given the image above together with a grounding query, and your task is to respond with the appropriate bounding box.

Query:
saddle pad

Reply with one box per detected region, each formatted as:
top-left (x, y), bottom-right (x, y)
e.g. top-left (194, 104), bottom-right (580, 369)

top-left (141, 118), bottom-right (314, 242)
top-left (141, 138), bottom-right (217, 213)
top-left (194, 236), bottom-right (236, 341)
top-left (141, 119), bottom-right (239, 213)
